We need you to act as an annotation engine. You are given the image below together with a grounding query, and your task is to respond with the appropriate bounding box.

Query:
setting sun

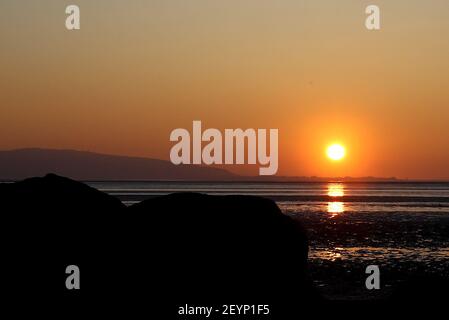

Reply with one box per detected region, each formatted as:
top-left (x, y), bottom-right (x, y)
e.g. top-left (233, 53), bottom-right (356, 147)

top-left (326, 144), bottom-right (346, 161)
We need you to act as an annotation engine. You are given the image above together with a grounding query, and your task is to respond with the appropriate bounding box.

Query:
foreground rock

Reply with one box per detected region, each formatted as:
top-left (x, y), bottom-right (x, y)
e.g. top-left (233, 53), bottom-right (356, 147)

top-left (1, 174), bottom-right (125, 303)
top-left (128, 193), bottom-right (317, 307)
top-left (0, 175), bottom-right (316, 315)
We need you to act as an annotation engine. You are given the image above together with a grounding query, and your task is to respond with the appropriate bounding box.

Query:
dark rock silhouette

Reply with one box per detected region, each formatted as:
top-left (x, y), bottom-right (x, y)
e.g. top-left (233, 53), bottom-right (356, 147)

top-left (128, 193), bottom-right (317, 309)
top-left (1, 174), bottom-right (125, 305)
top-left (1, 173), bottom-right (124, 211)
top-left (1, 174), bottom-right (316, 316)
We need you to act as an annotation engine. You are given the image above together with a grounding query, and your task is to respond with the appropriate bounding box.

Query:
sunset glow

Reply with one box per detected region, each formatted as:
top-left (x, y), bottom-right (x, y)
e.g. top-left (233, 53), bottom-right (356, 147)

top-left (0, 1), bottom-right (448, 179)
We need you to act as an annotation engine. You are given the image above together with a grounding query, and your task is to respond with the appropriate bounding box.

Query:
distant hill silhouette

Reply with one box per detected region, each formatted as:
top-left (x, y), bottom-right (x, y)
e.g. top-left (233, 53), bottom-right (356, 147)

top-left (0, 148), bottom-right (236, 180)
top-left (0, 148), bottom-right (401, 182)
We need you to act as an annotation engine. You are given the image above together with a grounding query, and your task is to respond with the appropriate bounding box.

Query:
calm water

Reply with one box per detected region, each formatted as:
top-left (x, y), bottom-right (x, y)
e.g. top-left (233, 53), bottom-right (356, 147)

top-left (88, 181), bottom-right (449, 199)
top-left (89, 181), bottom-right (449, 282)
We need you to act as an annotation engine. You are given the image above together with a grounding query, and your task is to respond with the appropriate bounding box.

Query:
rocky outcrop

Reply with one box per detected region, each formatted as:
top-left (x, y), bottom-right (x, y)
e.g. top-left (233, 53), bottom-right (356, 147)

top-left (0, 175), bottom-right (316, 315)
top-left (128, 193), bottom-right (315, 306)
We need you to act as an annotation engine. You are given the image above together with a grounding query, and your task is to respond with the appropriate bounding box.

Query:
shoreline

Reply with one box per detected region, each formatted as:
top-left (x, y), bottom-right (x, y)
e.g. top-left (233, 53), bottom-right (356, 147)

top-left (113, 194), bottom-right (449, 203)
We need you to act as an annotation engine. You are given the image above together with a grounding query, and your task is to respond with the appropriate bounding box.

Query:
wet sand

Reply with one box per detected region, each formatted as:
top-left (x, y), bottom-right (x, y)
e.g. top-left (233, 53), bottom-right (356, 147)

top-left (284, 207), bottom-right (449, 299)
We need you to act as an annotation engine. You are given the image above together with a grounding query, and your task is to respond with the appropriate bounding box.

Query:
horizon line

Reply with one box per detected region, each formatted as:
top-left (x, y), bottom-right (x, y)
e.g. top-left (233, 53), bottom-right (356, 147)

top-left (1, 147), bottom-right (448, 182)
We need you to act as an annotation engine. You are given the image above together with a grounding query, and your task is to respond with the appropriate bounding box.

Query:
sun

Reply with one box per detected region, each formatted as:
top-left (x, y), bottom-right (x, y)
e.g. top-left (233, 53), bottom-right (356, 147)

top-left (326, 144), bottom-right (346, 161)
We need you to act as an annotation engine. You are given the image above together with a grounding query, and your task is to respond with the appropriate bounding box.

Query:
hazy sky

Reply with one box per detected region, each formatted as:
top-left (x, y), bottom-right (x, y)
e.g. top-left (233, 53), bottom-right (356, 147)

top-left (1, 1), bottom-right (448, 179)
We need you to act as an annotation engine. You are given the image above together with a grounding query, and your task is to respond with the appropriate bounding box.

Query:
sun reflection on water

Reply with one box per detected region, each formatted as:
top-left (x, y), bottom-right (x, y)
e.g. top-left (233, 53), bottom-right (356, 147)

top-left (328, 201), bottom-right (344, 213)
top-left (327, 183), bottom-right (344, 197)
top-left (327, 183), bottom-right (345, 217)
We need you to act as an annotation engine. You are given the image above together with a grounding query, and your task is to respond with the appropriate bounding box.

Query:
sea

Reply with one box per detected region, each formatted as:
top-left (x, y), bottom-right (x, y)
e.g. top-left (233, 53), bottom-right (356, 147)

top-left (88, 181), bottom-right (449, 298)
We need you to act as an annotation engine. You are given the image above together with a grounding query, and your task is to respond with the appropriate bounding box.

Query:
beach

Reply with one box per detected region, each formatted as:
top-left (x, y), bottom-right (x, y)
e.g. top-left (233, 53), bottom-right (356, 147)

top-left (89, 181), bottom-right (449, 300)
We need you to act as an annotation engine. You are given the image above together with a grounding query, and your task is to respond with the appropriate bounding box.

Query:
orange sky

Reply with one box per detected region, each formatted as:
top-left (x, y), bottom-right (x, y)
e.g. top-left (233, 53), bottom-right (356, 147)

top-left (0, 1), bottom-right (448, 179)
